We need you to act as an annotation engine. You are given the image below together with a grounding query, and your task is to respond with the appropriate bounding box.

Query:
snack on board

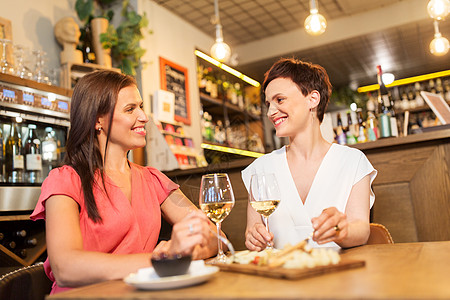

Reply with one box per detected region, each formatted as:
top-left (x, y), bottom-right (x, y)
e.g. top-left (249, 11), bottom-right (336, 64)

top-left (231, 241), bottom-right (341, 268)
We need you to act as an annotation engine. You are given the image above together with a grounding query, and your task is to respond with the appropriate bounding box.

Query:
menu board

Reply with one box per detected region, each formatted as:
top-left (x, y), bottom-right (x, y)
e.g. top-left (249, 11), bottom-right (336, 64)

top-left (159, 57), bottom-right (190, 125)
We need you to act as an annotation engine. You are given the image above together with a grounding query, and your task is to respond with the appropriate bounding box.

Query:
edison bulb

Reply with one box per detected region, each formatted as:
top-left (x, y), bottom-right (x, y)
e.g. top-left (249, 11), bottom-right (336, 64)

top-left (427, 0), bottom-right (449, 20)
top-left (430, 33), bottom-right (450, 56)
top-left (304, 11), bottom-right (327, 36)
top-left (210, 41), bottom-right (231, 62)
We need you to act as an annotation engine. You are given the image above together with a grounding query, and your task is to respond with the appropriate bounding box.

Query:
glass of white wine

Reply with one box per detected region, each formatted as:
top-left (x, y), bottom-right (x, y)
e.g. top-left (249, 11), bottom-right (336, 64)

top-left (199, 173), bottom-right (235, 263)
top-left (249, 173), bottom-right (281, 249)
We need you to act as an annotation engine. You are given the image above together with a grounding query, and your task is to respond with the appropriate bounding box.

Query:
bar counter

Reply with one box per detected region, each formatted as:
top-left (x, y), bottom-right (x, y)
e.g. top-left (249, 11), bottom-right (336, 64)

top-left (46, 241), bottom-right (450, 300)
top-left (164, 128), bottom-right (450, 249)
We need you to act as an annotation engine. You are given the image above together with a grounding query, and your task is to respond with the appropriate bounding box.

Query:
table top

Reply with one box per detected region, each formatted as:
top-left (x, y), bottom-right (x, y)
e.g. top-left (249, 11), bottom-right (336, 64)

top-left (47, 241), bottom-right (450, 300)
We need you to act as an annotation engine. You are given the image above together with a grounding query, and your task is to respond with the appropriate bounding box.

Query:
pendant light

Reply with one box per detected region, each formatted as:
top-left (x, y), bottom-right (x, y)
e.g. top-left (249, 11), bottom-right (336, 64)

top-left (210, 0), bottom-right (231, 62)
top-left (304, 0), bottom-right (327, 36)
top-left (430, 20), bottom-right (449, 56)
top-left (427, 0), bottom-right (450, 20)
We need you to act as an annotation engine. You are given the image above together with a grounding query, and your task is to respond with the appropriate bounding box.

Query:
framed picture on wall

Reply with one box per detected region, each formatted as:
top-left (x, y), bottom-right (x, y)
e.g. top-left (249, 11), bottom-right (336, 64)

top-left (0, 17), bottom-right (13, 66)
top-left (159, 57), bottom-right (191, 125)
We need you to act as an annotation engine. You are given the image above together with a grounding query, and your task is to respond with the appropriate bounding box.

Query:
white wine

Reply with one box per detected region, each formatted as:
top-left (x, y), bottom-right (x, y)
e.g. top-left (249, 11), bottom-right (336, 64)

top-left (200, 202), bottom-right (234, 224)
top-left (251, 200), bottom-right (280, 217)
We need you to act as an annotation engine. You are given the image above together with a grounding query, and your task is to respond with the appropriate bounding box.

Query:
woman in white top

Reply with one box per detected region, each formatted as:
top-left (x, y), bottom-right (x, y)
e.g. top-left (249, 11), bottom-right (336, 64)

top-left (241, 58), bottom-right (377, 250)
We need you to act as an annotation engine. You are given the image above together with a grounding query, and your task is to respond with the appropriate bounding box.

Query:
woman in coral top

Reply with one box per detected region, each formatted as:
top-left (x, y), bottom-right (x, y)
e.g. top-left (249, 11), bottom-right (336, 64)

top-left (31, 70), bottom-right (217, 294)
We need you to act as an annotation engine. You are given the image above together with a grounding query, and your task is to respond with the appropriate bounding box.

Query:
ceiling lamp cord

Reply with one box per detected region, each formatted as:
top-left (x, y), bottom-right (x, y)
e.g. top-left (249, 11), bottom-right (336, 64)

top-left (427, 0), bottom-right (449, 56)
top-left (304, 0), bottom-right (327, 36)
top-left (210, 0), bottom-right (231, 62)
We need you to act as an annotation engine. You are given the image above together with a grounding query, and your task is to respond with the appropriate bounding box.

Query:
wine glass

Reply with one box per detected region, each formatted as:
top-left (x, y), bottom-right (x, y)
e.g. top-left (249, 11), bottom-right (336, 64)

top-left (249, 173), bottom-right (281, 249)
top-left (0, 38), bottom-right (14, 74)
top-left (199, 173), bottom-right (235, 263)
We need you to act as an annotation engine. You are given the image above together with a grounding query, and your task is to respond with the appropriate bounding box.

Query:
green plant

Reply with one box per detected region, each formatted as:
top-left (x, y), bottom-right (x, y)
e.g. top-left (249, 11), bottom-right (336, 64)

top-left (100, 1), bottom-right (149, 76)
top-left (331, 86), bottom-right (368, 110)
top-left (75, 0), bottom-right (116, 23)
top-left (74, 0), bottom-right (149, 76)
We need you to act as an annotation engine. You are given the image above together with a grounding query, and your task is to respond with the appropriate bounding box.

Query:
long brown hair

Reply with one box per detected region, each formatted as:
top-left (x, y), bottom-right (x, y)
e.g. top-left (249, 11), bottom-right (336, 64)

top-left (263, 58), bottom-right (332, 123)
top-left (64, 70), bottom-right (136, 222)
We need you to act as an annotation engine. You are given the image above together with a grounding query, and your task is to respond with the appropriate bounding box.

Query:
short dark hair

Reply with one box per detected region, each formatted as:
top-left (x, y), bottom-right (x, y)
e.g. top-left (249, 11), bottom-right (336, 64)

top-left (263, 58), bottom-right (332, 123)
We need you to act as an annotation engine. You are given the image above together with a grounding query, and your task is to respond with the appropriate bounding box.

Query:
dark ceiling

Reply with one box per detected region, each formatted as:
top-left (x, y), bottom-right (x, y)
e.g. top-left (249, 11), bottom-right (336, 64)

top-left (153, 0), bottom-right (450, 89)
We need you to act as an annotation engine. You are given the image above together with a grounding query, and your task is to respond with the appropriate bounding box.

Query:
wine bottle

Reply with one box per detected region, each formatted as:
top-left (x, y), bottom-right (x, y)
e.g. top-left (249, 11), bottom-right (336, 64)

top-left (0, 122), bottom-right (4, 182)
top-left (12, 229), bottom-right (27, 238)
top-left (13, 248), bottom-right (27, 259)
top-left (24, 124), bottom-right (42, 183)
top-left (81, 25), bottom-right (96, 64)
top-left (346, 111), bottom-right (357, 145)
top-left (376, 66), bottom-right (393, 138)
top-left (5, 121), bottom-right (24, 183)
top-left (42, 127), bottom-right (59, 177)
top-left (335, 113), bottom-right (346, 145)
top-left (357, 109), bottom-right (368, 143)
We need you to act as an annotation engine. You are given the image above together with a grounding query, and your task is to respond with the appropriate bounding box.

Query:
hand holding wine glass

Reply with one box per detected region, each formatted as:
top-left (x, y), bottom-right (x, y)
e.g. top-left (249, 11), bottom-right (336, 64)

top-left (199, 173), bottom-right (235, 263)
top-left (249, 173), bottom-right (281, 249)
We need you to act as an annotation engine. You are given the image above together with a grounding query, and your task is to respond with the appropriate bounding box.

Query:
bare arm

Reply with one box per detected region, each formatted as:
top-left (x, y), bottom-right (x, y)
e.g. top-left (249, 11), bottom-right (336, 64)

top-left (311, 175), bottom-right (371, 248)
top-left (45, 195), bottom-right (151, 288)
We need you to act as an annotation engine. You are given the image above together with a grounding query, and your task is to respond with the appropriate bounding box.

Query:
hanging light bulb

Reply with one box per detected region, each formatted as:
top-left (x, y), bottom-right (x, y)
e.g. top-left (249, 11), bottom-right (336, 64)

top-left (304, 0), bottom-right (327, 36)
top-left (427, 0), bottom-right (450, 20)
top-left (430, 20), bottom-right (450, 56)
top-left (211, 24), bottom-right (231, 62)
top-left (210, 0), bottom-right (231, 62)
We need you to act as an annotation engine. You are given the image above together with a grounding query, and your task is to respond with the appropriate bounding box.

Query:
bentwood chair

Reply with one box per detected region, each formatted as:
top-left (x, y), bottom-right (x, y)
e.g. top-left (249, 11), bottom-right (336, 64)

top-left (367, 223), bottom-right (394, 244)
top-left (0, 262), bottom-right (53, 300)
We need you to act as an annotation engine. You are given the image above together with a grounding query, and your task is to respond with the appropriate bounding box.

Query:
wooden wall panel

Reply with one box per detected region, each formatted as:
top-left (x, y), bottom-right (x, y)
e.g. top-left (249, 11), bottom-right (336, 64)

top-left (371, 183), bottom-right (418, 243)
top-left (366, 145), bottom-right (434, 185)
top-left (409, 144), bottom-right (450, 241)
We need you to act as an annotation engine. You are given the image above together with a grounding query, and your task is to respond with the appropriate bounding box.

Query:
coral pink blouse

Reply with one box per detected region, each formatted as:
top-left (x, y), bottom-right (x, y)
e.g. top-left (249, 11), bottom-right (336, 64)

top-left (30, 162), bottom-right (178, 294)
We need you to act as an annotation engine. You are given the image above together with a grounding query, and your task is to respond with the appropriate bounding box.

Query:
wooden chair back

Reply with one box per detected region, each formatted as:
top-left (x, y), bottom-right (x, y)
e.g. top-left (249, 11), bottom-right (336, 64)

top-left (367, 223), bottom-right (394, 244)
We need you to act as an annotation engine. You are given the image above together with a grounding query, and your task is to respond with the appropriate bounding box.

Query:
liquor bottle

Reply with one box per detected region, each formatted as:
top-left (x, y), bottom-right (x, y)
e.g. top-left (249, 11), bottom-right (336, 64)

top-left (5, 121), bottom-right (24, 183)
top-left (0, 122), bottom-right (4, 182)
top-left (376, 65), bottom-right (393, 138)
top-left (81, 25), bottom-right (96, 64)
top-left (42, 127), bottom-right (59, 177)
top-left (335, 113), bottom-right (346, 145)
top-left (346, 111), bottom-right (357, 145)
top-left (24, 124), bottom-right (42, 183)
top-left (414, 82), bottom-right (425, 106)
top-left (356, 109), bottom-right (367, 143)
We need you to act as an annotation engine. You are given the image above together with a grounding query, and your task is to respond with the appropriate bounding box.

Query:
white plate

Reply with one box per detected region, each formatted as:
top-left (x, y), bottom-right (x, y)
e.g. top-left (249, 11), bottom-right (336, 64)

top-left (124, 260), bottom-right (219, 290)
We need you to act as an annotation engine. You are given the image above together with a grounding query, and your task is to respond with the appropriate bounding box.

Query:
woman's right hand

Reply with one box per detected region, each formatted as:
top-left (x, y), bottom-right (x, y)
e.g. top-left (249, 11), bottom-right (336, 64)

top-left (155, 210), bottom-right (211, 257)
top-left (245, 223), bottom-right (273, 251)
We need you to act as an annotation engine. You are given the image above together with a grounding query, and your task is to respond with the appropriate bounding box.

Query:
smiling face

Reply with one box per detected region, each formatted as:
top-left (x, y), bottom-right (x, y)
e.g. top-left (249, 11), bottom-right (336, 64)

top-left (265, 77), bottom-right (311, 138)
top-left (100, 85), bottom-right (149, 153)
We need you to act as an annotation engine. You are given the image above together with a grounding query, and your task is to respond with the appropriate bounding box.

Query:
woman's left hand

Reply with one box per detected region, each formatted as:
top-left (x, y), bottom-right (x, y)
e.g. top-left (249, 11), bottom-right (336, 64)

top-left (311, 207), bottom-right (348, 244)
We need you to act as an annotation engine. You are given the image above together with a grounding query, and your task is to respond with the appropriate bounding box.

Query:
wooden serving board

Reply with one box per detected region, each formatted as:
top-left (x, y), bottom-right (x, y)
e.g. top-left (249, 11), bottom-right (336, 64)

top-left (212, 259), bottom-right (365, 280)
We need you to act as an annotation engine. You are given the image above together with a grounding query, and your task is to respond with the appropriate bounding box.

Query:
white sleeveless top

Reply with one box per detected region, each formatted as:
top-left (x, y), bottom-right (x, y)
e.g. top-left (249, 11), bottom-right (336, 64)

top-left (241, 143), bottom-right (377, 249)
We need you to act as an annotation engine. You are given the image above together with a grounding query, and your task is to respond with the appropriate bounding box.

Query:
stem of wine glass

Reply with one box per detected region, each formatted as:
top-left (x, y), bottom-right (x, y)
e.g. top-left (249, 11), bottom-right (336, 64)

top-left (263, 216), bottom-right (273, 249)
top-left (216, 222), bottom-right (225, 261)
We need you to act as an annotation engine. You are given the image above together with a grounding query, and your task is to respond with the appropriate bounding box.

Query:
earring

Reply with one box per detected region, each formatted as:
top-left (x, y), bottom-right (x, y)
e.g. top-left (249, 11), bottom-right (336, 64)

top-left (97, 127), bottom-right (102, 134)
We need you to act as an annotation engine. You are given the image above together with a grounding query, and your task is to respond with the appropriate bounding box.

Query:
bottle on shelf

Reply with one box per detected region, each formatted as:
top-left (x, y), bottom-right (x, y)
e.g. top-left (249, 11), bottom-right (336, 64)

top-left (335, 113), bottom-right (346, 145)
top-left (346, 111), bottom-right (357, 145)
top-left (0, 122), bottom-right (4, 182)
top-left (24, 124), bottom-right (43, 184)
top-left (356, 109), bottom-right (368, 143)
top-left (376, 65), bottom-right (398, 138)
top-left (5, 120), bottom-right (24, 183)
top-left (42, 127), bottom-right (59, 177)
top-left (414, 82), bottom-right (425, 107)
top-left (81, 25), bottom-right (96, 64)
